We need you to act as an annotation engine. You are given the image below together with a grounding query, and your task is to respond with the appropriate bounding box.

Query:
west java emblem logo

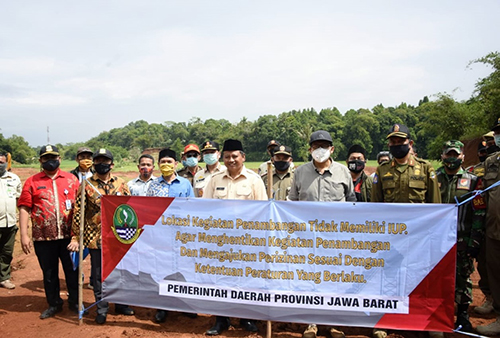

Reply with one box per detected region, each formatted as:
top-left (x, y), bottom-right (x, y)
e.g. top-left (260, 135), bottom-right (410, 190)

top-left (112, 204), bottom-right (141, 244)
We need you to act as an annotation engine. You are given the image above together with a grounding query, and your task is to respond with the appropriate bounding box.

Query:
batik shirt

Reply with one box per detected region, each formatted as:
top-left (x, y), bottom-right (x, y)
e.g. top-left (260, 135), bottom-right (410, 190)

top-left (72, 174), bottom-right (130, 249)
top-left (18, 170), bottom-right (79, 241)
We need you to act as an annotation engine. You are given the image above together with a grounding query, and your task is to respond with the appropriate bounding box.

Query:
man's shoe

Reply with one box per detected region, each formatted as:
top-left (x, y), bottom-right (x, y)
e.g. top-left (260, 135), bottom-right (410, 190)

top-left (475, 296), bottom-right (494, 315)
top-left (40, 305), bottom-right (62, 319)
top-left (303, 324), bottom-right (318, 338)
top-left (154, 310), bottom-right (168, 323)
top-left (115, 305), bottom-right (135, 316)
top-left (428, 332), bottom-right (444, 338)
top-left (95, 313), bottom-right (107, 324)
top-left (330, 327), bottom-right (346, 338)
top-left (373, 329), bottom-right (387, 338)
top-left (206, 317), bottom-right (230, 336)
top-left (0, 279), bottom-right (15, 289)
top-left (477, 317), bottom-right (500, 336)
top-left (240, 319), bottom-right (258, 332)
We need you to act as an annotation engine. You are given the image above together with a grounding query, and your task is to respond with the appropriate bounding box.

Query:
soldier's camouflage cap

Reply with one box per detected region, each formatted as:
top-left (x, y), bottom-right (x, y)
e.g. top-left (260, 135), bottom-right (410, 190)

top-left (442, 140), bottom-right (464, 154)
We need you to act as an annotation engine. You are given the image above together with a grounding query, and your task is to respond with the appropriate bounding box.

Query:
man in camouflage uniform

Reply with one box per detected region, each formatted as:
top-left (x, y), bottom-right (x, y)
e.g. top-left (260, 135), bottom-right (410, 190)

top-left (466, 136), bottom-right (494, 314)
top-left (477, 118), bottom-right (500, 336)
top-left (436, 140), bottom-right (485, 332)
top-left (262, 145), bottom-right (294, 200)
top-left (372, 124), bottom-right (441, 338)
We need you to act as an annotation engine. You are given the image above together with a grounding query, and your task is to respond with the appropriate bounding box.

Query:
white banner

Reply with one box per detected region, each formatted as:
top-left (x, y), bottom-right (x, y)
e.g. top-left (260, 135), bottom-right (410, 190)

top-left (102, 197), bottom-right (457, 331)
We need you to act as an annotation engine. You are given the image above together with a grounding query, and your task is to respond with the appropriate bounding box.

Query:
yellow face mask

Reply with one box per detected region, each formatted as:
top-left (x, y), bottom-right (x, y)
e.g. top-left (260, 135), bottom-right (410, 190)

top-left (79, 159), bottom-right (93, 171)
top-left (160, 162), bottom-right (175, 177)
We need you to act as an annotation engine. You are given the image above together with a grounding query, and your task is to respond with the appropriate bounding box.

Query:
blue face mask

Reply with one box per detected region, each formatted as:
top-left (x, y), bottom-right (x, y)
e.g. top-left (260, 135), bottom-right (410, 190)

top-left (203, 153), bottom-right (218, 165)
top-left (185, 157), bottom-right (198, 168)
top-left (495, 134), bottom-right (500, 147)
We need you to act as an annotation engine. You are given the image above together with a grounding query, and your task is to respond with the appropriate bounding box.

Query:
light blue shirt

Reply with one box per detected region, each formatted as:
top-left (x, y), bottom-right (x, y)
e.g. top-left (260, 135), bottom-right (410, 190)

top-left (146, 175), bottom-right (194, 197)
top-left (128, 175), bottom-right (156, 196)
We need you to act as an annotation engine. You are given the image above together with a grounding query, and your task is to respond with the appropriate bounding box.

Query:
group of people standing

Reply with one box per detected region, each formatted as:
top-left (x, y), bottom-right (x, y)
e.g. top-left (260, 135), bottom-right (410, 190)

top-left (1, 117), bottom-right (500, 337)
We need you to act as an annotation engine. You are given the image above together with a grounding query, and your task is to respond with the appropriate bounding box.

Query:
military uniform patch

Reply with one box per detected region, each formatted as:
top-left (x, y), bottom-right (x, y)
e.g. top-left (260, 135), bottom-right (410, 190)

top-left (456, 178), bottom-right (471, 190)
top-left (373, 173), bottom-right (378, 184)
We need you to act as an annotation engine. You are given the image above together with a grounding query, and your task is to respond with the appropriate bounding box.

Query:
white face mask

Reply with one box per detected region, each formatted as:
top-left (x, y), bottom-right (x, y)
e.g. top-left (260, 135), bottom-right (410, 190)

top-left (495, 134), bottom-right (500, 147)
top-left (312, 147), bottom-right (331, 163)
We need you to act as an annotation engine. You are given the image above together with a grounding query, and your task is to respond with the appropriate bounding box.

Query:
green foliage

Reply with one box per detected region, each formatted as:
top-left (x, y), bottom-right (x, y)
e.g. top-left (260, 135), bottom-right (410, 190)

top-left (0, 134), bottom-right (36, 164)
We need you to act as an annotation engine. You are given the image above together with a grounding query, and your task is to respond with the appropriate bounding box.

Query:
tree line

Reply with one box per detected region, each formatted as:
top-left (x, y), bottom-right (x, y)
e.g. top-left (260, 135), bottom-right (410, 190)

top-left (2, 52), bottom-right (499, 164)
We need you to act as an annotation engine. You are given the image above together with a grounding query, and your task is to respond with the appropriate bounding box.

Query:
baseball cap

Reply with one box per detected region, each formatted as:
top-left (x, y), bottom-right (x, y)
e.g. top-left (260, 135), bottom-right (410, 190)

top-left (93, 148), bottom-right (114, 161)
top-left (76, 147), bottom-right (93, 156)
top-left (442, 140), bottom-right (464, 154)
top-left (309, 130), bottom-right (333, 145)
top-left (201, 141), bottom-right (219, 152)
top-left (222, 139), bottom-right (244, 152)
top-left (39, 145), bottom-right (59, 157)
top-left (183, 144), bottom-right (200, 154)
top-left (267, 140), bottom-right (281, 149)
top-left (273, 145), bottom-right (292, 157)
top-left (387, 124), bottom-right (410, 139)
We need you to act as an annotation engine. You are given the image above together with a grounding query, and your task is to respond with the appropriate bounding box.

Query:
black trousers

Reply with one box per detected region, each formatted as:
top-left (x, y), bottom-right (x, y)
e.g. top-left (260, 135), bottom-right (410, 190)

top-left (89, 248), bottom-right (129, 315)
top-left (34, 238), bottom-right (78, 307)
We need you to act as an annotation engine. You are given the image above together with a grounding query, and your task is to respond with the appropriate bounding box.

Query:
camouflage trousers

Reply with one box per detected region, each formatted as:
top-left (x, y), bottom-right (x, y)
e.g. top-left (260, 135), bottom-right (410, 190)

top-left (455, 250), bottom-right (474, 305)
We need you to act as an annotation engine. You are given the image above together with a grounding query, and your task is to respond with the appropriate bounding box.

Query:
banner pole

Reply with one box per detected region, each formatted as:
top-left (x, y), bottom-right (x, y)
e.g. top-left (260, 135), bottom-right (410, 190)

top-left (78, 178), bottom-right (86, 325)
top-left (266, 161), bottom-right (273, 199)
top-left (266, 161), bottom-right (273, 338)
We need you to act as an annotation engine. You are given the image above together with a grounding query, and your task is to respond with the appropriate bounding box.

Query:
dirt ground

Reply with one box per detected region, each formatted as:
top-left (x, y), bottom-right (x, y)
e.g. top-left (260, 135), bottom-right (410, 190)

top-left (1, 168), bottom-right (498, 338)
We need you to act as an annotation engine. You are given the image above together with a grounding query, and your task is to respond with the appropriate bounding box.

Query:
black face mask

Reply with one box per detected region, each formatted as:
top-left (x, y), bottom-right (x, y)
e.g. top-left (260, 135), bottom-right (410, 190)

top-left (347, 160), bottom-right (365, 173)
top-left (94, 163), bottom-right (112, 175)
top-left (487, 145), bottom-right (500, 155)
top-left (479, 155), bottom-right (487, 163)
top-left (389, 144), bottom-right (410, 159)
top-left (274, 161), bottom-right (291, 172)
top-left (42, 159), bottom-right (60, 171)
top-left (443, 157), bottom-right (462, 170)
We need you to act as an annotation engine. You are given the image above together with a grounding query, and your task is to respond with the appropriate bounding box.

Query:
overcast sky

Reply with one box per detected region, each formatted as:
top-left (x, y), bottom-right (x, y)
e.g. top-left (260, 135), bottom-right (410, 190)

top-left (1, 1), bottom-right (499, 147)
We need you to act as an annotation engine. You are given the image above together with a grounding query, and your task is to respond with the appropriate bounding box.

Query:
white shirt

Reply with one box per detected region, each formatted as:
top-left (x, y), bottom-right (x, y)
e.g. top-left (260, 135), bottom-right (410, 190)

top-left (0, 171), bottom-right (22, 228)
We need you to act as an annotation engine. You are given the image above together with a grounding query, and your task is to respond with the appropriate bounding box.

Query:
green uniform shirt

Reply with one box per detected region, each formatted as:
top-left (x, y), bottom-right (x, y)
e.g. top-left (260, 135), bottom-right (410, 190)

top-left (262, 169), bottom-right (294, 201)
top-left (372, 155), bottom-right (441, 203)
top-left (436, 166), bottom-right (485, 250)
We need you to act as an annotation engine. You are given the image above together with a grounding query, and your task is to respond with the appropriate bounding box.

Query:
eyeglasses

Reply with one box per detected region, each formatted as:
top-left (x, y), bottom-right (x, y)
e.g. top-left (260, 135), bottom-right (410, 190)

top-left (310, 144), bottom-right (331, 150)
